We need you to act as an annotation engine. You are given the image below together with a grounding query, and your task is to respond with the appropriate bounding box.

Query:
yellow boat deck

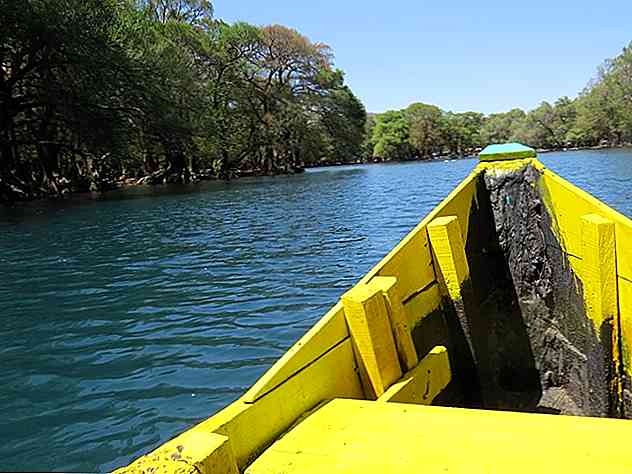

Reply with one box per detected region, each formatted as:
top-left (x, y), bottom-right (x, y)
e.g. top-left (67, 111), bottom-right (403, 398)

top-left (248, 398), bottom-right (632, 474)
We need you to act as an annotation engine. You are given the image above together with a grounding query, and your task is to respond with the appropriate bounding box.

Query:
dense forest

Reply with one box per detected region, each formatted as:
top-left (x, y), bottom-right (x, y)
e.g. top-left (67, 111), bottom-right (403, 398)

top-left (367, 43), bottom-right (632, 161)
top-left (0, 0), bottom-right (366, 201)
top-left (2, 1), bottom-right (632, 202)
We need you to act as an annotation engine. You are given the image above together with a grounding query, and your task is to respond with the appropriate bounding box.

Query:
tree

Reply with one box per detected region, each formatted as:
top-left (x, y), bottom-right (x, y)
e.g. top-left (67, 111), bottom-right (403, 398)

top-left (239, 24), bottom-right (338, 172)
top-left (138, 0), bottom-right (213, 26)
top-left (551, 96), bottom-right (577, 145)
top-left (370, 110), bottom-right (412, 161)
top-left (480, 108), bottom-right (527, 145)
top-left (319, 85), bottom-right (367, 163)
top-left (0, 0), bottom-right (141, 199)
top-left (559, 44), bottom-right (632, 148)
top-left (406, 103), bottom-right (445, 158)
top-left (0, 0), bottom-right (367, 202)
top-left (444, 112), bottom-right (484, 156)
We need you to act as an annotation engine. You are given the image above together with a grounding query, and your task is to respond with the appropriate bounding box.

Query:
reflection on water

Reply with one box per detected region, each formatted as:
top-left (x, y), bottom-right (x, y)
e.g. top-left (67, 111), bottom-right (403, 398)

top-left (1, 149), bottom-right (632, 471)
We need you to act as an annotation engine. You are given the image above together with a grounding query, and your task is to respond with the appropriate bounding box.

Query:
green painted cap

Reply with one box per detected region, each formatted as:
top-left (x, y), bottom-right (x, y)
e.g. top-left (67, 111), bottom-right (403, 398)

top-left (479, 143), bottom-right (536, 161)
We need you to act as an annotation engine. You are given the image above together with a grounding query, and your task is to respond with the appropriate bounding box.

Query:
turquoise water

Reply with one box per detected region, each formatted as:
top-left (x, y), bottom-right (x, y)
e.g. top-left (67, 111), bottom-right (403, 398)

top-left (2, 149), bottom-right (632, 471)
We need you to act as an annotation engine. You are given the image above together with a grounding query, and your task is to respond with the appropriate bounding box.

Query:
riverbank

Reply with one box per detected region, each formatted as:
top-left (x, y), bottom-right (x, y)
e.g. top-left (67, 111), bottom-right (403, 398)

top-left (2, 145), bottom-right (630, 206)
top-left (309, 144), bottom-right (625, 171)
top-left (0, 165), bottom-right (306, 205)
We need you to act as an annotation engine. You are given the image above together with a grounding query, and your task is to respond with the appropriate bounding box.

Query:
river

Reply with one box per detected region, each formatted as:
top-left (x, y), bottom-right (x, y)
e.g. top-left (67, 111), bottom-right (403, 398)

top-left (2, 148), bottom-right (632, 471)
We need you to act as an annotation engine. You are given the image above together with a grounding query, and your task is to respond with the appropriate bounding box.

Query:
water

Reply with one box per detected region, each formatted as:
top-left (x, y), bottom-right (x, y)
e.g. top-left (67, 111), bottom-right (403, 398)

top-left (1, 149), bottom-right (632, 471)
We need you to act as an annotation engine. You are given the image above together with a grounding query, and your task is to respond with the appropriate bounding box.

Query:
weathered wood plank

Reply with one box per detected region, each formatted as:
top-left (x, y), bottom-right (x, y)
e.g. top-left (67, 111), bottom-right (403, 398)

top-left (378, 345), bottom-right (450, 405)
top-left (617, 276), bottom-right (632, 418)
top-left (243, 303), bottom-right (348, 403)
top-left (581, 213), bottom-right (621, 415)
top-left (540, 168), bottom-right (632, 282)
top-left (427, 216), bottom-right (469, 301)
top-left (342, 282), bottom-right (402, 397)
top-left (619, 277), bottom-right (632, 373)
top-left (581, 214), bottom-right (617, 331)
top-left (427, 215), bottom-right (481, 405)
top-left (113, 431), bottom-right (238, 474)
top-left (370, 276), bottom-right (418, 371)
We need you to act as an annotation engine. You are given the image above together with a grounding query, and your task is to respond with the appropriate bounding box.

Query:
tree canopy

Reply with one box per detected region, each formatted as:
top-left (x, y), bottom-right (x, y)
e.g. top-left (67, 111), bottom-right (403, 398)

top-left (0, 0), bottom-right (366, 201)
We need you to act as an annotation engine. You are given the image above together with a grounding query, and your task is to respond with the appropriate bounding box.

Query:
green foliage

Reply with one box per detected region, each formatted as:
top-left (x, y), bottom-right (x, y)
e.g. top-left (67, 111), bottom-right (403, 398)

top-left (443, 112), bottom-right (484, 156)
top-left (371, 110), bottom-right (412, 161)
top-left (480, 109), bottom-right (526, 145)
top-left (406, 103), bottom-right (445, 158)
top-left (365, 45), bottom-right (632, 163)
top-left (319, 86), bottom-right (367, 163)
top-left (0, 0), bottom-right (138, 196)
top-left (0, 0), bottom-right (367, 200)
top-left (368, 105), bottom-right (484, 160)
top-left (138, 0), bottom-right (213, 26)
top-left (3, 1), bottom-right (632, 200)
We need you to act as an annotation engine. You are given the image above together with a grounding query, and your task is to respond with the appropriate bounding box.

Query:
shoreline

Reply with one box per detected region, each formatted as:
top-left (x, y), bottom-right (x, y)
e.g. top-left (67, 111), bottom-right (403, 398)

top-left (308, 144), bottom-right (627, 170)
top-left (2, 145), bottom-right (629, 207)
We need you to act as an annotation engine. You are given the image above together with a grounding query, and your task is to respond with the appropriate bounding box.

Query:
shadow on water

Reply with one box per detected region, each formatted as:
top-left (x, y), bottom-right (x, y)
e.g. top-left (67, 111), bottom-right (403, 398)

top-left (0, 167), bottom-right (372, 226)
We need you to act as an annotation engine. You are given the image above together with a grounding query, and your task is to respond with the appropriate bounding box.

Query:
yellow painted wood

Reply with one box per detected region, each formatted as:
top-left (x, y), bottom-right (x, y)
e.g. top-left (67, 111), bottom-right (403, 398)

top-left (348, 327), bottom-right (376, 400)
top-left (427, 215), bottom-right (469, 301)
top-left (361, 169), bottom-right (478, 290)
top-left (246, 398), bottom-right (632, 474)
top-left (581, 214), bottom-right (621, 411)
top-left (569, 254), bottom-right (583, 280)
top-left (476, 157), bottom-right (536, 173)
top-left (113, 431), bottom-right (238, 474)
top-left (581, 214), bottom-right (617, 331)
top-left (375, 229), bottom-right (435, 302)
top-left (433, 175), bottom-right (477, 245)
top-left (403, 282), bottom-right (441, 328)
top-left (618, 277), bottom-right (632, 378)
top-left (117, 339), bottom-right (364, 473)
top-left (378, 345), bottom-right (450, 404)
top-left (120, 155), bottom-right (632, 474)
top-left (342, 282), bottom-right (402, 397)
top-left (370, 276), bottom-right (418, 371)
top-left (539, 166), bottom-right (632, 282)
top-left (244, 302), bottom-right (348, 402)
top-left (211, 339), bottom-right (363, 468)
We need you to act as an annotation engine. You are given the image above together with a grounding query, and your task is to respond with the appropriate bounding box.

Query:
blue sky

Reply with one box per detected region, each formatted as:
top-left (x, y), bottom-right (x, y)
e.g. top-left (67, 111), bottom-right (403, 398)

top-left (216, 1), bottom-right (631, 115)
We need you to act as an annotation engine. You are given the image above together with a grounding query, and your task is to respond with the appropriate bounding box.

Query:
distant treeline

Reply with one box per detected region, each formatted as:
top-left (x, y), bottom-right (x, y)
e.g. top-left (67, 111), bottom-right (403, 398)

top-left (366, 43), bottom-right (632, 161)
top-left (0, 0), bottom-right (366, 201)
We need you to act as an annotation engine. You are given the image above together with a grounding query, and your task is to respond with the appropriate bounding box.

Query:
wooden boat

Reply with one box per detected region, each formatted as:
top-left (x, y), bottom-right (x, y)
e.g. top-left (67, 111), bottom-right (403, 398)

top-left (116, 143), bottom-right (632, 474)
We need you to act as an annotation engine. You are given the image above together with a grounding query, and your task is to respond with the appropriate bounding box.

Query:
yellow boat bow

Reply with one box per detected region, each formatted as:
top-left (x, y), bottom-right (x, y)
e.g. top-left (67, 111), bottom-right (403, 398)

top-left (115, 143), bottom-right (632, 473)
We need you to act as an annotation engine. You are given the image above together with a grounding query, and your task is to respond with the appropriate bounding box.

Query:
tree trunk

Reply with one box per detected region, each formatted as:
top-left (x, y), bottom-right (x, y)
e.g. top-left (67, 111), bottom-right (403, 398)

top-left (36, 140), bottom-right (62, 195)
top-left (162, 137), bottom-right (189, 183)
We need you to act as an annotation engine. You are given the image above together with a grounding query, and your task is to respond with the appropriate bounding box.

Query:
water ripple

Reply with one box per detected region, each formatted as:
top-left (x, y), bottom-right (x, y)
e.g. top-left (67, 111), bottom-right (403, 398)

top-left (2, 151), bottom-right (632, 471)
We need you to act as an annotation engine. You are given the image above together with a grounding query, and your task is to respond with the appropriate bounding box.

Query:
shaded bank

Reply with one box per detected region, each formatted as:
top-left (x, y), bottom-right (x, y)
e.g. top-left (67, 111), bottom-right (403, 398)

top-left (6, 145), bottom-right (631, 206)
top-left (0, 1), bottom-right (366, 205)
